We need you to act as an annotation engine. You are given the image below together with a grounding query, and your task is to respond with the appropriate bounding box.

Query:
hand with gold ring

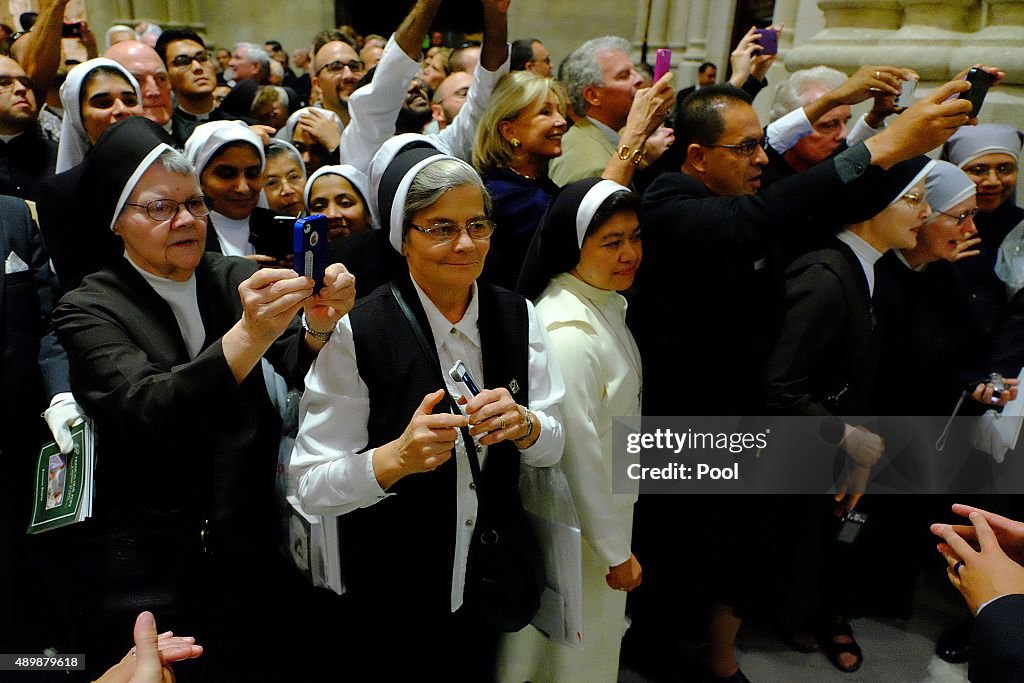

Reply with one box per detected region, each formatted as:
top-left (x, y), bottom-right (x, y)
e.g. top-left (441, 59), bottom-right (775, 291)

top-left (465, 387), bottom-right (531, 447)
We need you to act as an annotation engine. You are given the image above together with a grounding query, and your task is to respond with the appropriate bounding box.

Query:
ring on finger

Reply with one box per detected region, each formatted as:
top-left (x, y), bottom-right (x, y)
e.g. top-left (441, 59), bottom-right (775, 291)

top-left (499, 416), bottom-right (507, 430)
top-left (875, 70), bottom-right (881, 79)
top-left (953, 560), bottom-right (965, 575)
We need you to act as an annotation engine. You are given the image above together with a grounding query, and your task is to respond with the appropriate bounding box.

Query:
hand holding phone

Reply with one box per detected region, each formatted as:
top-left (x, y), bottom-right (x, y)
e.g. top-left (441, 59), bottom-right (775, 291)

top-left (958, 67), bottom-right (995, 117)
top-left (653, 49), bottom-right (672, 82)
top-left (754, 27), bottom-right (778, 56)
top-left (449, 360), bottom-right (482, 401)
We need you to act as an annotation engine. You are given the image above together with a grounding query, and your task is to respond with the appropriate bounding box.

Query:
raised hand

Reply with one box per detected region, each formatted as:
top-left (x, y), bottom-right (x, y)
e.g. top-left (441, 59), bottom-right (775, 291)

top-left (932, 511), bottom-right (1024, 615)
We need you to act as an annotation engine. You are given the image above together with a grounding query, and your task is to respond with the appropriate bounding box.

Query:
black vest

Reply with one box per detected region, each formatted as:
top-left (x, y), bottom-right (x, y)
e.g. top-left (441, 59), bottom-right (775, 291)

top-left (344, 274), bottom-right (530, 612)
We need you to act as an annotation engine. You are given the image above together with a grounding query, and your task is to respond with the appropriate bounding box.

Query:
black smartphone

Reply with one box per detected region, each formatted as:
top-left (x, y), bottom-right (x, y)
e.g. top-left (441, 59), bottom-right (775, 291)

top-left (754, 28), bottom-right (778, 56)
top-left (294, 214), bottom-right (329, 294)
top-left (959, 67), bottom-right (995, 117)
top-left (835, 509), bottom-right (868, 544)
top-left (61, 22), bottom-right (82, 38)
top-left (248, 215), bottom-right (296, 262)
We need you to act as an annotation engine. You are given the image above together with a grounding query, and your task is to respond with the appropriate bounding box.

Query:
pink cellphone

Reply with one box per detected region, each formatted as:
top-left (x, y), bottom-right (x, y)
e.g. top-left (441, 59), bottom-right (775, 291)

top-left (654, 49), bottom-right (671, 82)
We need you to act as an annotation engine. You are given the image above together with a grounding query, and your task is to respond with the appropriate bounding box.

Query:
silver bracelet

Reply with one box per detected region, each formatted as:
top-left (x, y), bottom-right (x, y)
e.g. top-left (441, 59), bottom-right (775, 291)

top-left (301, 312), bottom-right (333, 342)
top-left (516, 406), bottom-right (535, 443)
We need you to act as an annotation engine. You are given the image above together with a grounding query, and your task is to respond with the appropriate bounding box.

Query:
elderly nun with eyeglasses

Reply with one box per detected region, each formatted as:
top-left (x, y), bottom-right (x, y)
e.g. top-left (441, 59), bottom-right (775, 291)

top-left (51, 116), bottom-right (355, 680)
top-left (291, 135), bottom-right (565, 682)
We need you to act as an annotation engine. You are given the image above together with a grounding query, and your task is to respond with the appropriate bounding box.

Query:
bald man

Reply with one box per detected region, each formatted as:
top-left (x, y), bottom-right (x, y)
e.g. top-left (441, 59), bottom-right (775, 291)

top-left (430, 70), bottom-right (472, 131)
top-left (105, 40), bottom-right (173, 129)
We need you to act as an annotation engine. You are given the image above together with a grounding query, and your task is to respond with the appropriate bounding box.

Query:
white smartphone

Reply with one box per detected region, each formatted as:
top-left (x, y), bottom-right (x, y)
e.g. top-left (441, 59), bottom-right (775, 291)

top-left (448, 360), bottom-right (481, 399)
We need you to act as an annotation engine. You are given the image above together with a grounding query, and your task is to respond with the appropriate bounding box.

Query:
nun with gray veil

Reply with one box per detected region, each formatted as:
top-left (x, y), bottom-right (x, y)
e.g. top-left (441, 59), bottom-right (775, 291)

top-left (291, 137), bottom-right (565, 681)
top-left (500, 178), bottom-right (643, 682)
top-left (51, 116), bottom-right (356, 679)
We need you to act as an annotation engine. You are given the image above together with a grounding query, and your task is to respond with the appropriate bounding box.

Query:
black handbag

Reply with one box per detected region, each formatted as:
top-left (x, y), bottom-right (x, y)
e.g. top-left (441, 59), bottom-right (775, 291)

top-left (390, 283), bottom-right (544, 632)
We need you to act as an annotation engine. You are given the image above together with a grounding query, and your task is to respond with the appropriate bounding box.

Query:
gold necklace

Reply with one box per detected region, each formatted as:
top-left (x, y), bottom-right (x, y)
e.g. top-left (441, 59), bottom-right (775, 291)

top-left (507, 165), bottom-right (537, 181)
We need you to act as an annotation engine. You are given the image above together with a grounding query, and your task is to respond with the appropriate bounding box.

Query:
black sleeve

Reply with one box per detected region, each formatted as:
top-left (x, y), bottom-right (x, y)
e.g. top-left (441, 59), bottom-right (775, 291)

top-left (763, 263), bottom-right (846, 417)
top-left (970, 594), bottom-right (1024, 683)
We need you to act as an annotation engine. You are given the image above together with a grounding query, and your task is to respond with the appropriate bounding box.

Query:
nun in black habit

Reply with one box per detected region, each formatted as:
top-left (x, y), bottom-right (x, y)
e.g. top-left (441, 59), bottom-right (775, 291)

top-left (51, 117), bottom-right (356, 679)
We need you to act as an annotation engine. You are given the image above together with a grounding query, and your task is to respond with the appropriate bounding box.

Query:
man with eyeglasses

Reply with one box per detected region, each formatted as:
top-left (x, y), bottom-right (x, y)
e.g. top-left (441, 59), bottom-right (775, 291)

top-left (510, 38), bottom-right (551, 78)
top-left (339, 0), bottom-right (511, 173)
top-left (0, 55), bottom-right (56, 201)
top-left (311, 30), bottom-right (364, 128)
top-left (156, 29), bottom-right (244, 146)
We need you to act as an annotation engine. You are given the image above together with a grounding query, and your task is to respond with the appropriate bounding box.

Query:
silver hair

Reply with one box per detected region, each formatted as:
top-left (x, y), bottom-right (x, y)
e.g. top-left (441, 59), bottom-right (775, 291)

top-left (561, 36), bottom-right (631, 116)
top-left (234, 41), bottom-right (271, 80)
top-left (151, 147), bottom-right (198, 178)
top-left (266, 139), bottom-right (303, 167)
top-left (769, 65), bottom-right (848, 122)
top-left (403, 159), bottom-right (492, 238)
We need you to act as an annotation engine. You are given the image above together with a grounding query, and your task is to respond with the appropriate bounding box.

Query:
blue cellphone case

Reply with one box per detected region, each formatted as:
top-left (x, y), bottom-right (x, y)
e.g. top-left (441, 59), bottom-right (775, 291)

top-left (294, 214), bottom-right (329, 293)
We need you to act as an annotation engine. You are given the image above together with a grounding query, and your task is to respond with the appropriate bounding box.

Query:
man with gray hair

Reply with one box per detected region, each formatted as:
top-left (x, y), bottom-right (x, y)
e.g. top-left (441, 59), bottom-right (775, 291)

top-left (228, 41), bottom-right (270, 84)
top-left (549, 36), bottom-right (672, 186)
top-left (762, 64), bottom-right (912, 186)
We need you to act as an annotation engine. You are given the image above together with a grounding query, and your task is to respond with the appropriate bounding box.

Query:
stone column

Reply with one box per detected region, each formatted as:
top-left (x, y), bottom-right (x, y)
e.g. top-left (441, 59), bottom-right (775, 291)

top-left (683, 0), bottom-right (710, 59)
top-left (898, 0), bottom-right (980, 32)
top-left (667, 0), bottom-right (691, 50)
top-left (772, 0), bottom-right (800, 51)
top-left (647, 0), bottom-right (670, 47)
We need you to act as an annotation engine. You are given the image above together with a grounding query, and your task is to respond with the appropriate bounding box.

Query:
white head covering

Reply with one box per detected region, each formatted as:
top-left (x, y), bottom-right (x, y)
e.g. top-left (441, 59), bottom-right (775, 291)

top-left (367, 133), bottom-right (441, 239)
top-left (303, 164), bottom-right (377, 228)
top-left (184, 120), bottom-right (266, 176)
top-left (57, 58), bottom-right (141, 173)
top-left (924, 160), bottom-right (976, 215)
top-left (942, 124), bottom-right (1024, 169)
top-left (275, 106), bottom-right (344, 143)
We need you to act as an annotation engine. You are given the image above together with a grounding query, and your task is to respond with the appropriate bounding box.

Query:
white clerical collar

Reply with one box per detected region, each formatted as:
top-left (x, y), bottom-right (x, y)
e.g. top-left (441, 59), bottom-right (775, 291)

top-left (837, 229), bottom-right (883, 295)
top-left (0, 131), bottom-right (23, 143)
top-left (587, 116), bottom-right (620, 146)
top-left (409, 277), bottom-right (482, 349)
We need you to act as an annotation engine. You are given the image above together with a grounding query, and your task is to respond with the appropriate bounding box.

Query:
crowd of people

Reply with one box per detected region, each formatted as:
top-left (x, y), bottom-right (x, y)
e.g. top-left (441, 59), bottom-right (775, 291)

top-left (1, 0), bottom-right (1023, 681)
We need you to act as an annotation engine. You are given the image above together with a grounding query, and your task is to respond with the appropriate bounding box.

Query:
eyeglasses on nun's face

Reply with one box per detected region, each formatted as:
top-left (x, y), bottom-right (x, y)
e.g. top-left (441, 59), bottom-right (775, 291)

top-left (123, 196), bottom-right (211, 221)
top-left (407, 219), bottom-right (496, 244)
top-left (930, 207), bottom-right (979, 226)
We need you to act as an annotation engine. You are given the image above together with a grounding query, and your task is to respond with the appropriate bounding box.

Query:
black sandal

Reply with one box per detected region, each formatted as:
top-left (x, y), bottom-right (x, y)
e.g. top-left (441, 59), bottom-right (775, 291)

top-left (819, 619), bottom-right (863, 673)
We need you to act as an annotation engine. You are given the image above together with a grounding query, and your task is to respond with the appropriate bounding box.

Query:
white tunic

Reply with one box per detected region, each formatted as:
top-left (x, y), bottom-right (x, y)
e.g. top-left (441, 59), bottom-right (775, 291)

top-left (498, 272), bottom-right (642, 683)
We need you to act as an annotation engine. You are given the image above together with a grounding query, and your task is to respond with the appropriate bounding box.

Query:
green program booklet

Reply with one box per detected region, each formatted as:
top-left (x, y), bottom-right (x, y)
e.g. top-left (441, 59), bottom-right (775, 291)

top-left (28, 420), bottom-right (95, 534)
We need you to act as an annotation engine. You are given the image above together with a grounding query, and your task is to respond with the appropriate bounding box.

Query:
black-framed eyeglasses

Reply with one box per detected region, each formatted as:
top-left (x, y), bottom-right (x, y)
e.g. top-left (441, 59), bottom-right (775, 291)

top-left (931, 207), bottom-right (980, 226)
top-left (408, 219), bottom-right (495, 243)
top-left (0, 75), bottom-right (34, 91)
top-left (124, 197), bottom-right (211, 221)
top-left (704, 135), bottom-right (768, 157)
top-left (316, 59), bottom-right (364, 77)
top-left (170, 51), bottom-right (211, 68)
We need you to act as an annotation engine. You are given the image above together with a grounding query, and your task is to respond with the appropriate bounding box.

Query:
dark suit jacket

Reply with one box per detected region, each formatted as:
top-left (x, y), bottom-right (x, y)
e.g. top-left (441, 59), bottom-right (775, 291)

top-left (0, 130), bottom-right (57, 201)
top-left (632, 144), bottom-right (876, 416)
top-left (971, 594), bottom-right (1024, 683)
top-left (1, 195), bottom-right (68, 468)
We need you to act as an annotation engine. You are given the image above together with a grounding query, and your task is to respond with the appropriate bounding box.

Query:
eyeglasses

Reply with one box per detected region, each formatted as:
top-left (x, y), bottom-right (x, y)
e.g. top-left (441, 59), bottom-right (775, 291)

top-left (704, 135), bottom-right (768, 157)
top-left (170, 51), bottom-right (211, 68)
top-left (899, 192), bottom-right (926, 208)
top-left (0, 75), bottom-right (34, 91)
top-left (931, 207), bottom-right (980, 226)
top-left (124, 197), bottom-right (210, 221)
top-left (316, 59), bottom-right (364, 77)
top-left (964, 163), bottom-right (1017, 179)
top-left (408, 219), bottom-right (495, 243)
